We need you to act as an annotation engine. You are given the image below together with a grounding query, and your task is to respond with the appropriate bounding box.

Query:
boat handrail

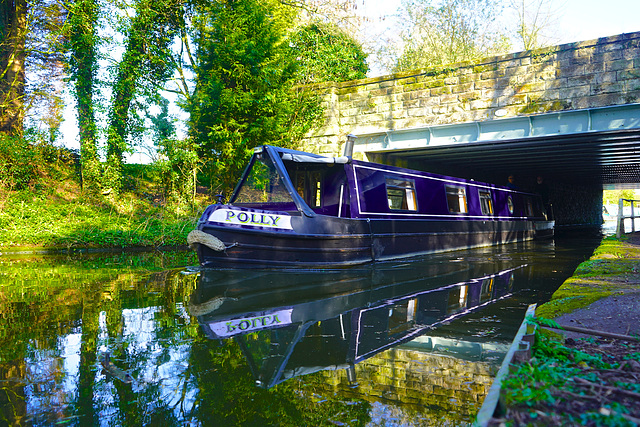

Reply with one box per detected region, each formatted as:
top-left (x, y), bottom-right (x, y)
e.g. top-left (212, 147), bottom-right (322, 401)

top-left (280, 152), bottom-right (350, 164)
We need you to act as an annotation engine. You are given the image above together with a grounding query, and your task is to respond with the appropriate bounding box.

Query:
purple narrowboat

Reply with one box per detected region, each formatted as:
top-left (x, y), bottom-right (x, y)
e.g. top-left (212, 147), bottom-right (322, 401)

top-left (188, 144), bottom-right (554, 268)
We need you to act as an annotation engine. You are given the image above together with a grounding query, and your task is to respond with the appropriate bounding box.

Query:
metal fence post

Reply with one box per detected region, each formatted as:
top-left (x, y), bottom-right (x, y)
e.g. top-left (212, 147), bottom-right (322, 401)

top-left (617, 198), bottom-right (625, 238)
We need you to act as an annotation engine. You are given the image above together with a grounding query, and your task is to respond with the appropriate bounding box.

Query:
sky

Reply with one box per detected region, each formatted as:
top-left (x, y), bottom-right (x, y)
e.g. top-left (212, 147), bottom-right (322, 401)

top-left (557, 0), bottom-right (640, 44)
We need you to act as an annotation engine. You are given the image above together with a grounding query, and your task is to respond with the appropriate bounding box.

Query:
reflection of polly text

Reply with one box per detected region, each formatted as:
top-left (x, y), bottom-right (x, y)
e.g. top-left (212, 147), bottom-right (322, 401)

top-left (208, 309), bottom-right (294, 337)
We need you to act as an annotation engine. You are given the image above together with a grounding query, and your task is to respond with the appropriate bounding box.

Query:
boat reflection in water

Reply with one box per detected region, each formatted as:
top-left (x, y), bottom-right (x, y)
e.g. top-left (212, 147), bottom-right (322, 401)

top-left (188, 260), bottom-right (520, 389)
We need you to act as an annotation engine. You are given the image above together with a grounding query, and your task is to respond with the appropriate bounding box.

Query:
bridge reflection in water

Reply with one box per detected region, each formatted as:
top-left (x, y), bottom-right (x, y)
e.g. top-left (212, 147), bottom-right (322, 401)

top-left (190, 258), bottom-right (521, 420)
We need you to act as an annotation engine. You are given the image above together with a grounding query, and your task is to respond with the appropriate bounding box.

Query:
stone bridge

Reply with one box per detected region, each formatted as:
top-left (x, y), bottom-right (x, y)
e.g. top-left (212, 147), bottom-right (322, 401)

top-left (302, 32), bottom-right (640, 227)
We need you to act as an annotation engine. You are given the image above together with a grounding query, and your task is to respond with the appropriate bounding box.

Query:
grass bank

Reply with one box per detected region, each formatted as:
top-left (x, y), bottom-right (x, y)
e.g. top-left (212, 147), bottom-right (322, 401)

top-left (0, 163), bottom-right (212, 251)
top-left (536, 235), bottom-right (640, 319)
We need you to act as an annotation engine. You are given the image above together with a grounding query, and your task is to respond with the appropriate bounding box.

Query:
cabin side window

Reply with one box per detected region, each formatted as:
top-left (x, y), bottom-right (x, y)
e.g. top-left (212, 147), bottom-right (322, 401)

top-left (525, 197), bottom-right (533, 216)
top-left (386, 177), bottom-right (417, 211)
top-left (479, 190), bottom-right (494, 215)
top-left (446, 186), bottom-right (468, 214)
top-left (507, 196), bottom-right (514, 214)
top-left (295, 170), bottom-right (322, 208)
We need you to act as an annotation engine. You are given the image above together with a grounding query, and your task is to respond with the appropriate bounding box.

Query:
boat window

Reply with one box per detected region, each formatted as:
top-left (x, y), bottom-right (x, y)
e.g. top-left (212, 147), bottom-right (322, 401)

top-left (446, 186), bottom-right (468, 214)
top-left (507, 196), bottom-right (514, 214)
top-left (525, 197), bottom-right (534, 216)
top-left (386, 178), bottom-right (417, 211)
top-left (479, 190), bottom-right (494, 215)
top-left (233, 154), bottom-right (293, 204)
top-left (295, 170), bottom-right (322, 207)
top-left (480, 278), bottom-right (494, 302)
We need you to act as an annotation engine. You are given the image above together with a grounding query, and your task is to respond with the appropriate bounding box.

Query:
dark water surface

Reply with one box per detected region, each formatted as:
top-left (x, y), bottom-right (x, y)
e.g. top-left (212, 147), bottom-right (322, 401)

top-left (0, 232), bottom-right (600, 426)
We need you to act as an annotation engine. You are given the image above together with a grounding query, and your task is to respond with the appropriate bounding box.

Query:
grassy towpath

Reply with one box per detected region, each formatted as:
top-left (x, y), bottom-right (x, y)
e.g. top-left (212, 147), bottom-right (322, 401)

top-left (488, 234), bottom-right (640, 426)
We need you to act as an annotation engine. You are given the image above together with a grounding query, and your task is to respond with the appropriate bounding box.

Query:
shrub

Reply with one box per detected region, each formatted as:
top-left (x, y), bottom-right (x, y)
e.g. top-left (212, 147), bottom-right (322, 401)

top-left (0, 134), bottom-right (80, 191)
top-left (0, 134), bottom-right (39, 190)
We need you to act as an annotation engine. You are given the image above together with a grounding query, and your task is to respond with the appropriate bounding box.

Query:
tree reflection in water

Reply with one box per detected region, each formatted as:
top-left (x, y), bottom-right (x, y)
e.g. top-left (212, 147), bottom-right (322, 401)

top-left (0, 252), bottom-right (370, 426)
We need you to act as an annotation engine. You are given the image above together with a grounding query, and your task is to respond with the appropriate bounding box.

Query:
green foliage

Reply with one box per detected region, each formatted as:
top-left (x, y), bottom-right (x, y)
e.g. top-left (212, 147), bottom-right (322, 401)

top-left (503, 332), bottom-right (608, 405)
top-left (0, 188), bottom-right (198, 249)
top-left (603, 189), bottom-right (639, 206)
top-left (155, 138), bottom-right (199, 207)
top-left (152, 97), bottom-right (199, 206)
top-left (0, 133), bottom-right (207, 251)
top-left (189, 0), bottom-right (323, 195)
top-left (289, 21), bottom-right (368, 84)
top-left (390, 0), bottom-right (511, 71)
top-left (0, 134), bottom-right (39, 190)
top-left (527, 315), bottom-right (561, 330)
top-left (105, 0), bottom-right (185, 195)
top-left (0, 133), bottom-right (77, 191)
top-left (501, 332), bottom-right (636, 425)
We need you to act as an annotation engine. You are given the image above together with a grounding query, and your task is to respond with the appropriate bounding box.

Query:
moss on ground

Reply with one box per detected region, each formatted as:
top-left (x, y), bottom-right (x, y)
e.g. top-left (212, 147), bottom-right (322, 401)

top-left (536, 234), bottom-right (640, 319)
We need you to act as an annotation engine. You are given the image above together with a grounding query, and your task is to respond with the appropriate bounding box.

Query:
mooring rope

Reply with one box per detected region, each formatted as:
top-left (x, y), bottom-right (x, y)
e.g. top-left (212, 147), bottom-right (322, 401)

top-left (187, 229), bottom-right (226, 251)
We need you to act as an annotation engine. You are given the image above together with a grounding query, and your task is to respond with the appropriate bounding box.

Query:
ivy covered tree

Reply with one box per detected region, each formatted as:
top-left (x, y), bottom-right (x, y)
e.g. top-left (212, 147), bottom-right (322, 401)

top-left (66, 0), bottom-right (101, 193)
top-left (0, 0), bottom-right (26, 136)
top-left (189, 0), bottom-right (323, 195)
top-left (289, 21), bottom-right (368, 84)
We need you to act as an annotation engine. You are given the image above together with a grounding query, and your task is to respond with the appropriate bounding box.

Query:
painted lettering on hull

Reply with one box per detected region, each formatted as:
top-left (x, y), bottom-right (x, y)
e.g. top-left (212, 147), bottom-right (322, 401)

top-left (208, 309), bottom-right (293, 337)
top-left (208, 208), bottom-right (293, 230)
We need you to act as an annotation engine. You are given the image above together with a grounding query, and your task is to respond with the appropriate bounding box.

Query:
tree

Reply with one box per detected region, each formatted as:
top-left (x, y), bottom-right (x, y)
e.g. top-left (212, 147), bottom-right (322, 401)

top-left (603, 189), bottom-right (639, 207)
top-left (288, 21), bottom-right (368, 84)
top-left (386, 0), bottom-right (511, 72)
top-left (189, 0), bottom-right (323, 195)
top-left (66, 0), bottom-right (101, 193)
top-left (0, 0), bottom-right (67, 138)
top-left (0, 0), bottom-right (27, 135)
top-left (510, 0), bottom-right (560, 51)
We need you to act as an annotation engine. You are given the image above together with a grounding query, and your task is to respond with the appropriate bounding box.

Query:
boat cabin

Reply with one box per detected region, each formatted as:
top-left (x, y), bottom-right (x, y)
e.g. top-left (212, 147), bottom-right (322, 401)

top-left (228, 145), bottom-right (547, 222)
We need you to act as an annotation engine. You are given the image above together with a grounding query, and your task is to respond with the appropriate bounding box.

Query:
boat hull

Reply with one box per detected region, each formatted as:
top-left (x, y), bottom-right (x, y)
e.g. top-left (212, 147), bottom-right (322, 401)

top-left (195, 209), bottom-right (554, 269)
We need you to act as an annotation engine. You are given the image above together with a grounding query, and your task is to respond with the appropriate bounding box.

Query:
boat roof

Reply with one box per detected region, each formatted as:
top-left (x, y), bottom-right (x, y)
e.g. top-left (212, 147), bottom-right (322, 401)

top-left (260, 145), bottom-right (350, 164)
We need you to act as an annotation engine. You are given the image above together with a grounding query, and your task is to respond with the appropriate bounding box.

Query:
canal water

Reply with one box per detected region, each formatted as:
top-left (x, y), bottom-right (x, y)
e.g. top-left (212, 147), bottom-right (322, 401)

top-left (0, 232), bottom-right (601, 426)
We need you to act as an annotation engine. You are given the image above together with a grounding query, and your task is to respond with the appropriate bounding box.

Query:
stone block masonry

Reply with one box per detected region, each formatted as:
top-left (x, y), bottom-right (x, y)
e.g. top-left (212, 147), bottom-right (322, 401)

top-left (302, 32), bottom-right (640, 157)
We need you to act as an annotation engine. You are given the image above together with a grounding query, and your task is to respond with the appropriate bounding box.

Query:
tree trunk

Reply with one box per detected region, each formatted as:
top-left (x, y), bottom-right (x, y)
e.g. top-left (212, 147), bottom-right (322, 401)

top-left (0, 0), bottom-right (26, 136)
